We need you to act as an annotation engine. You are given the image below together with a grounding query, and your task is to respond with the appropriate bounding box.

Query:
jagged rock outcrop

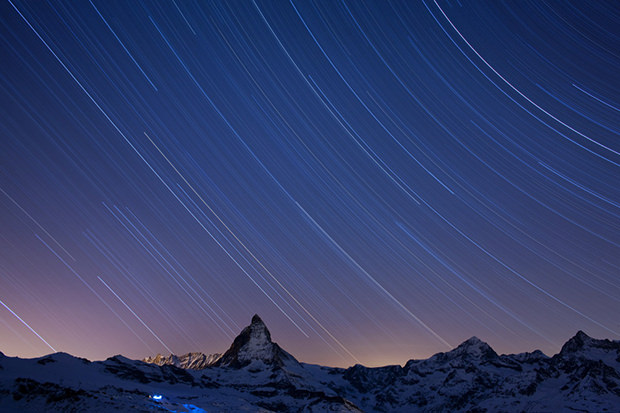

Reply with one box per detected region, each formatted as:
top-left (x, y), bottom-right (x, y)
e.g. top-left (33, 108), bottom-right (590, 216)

top-left (213, 314), bottom-right (299, 369)
top-left (143, 351), bottom-right (221, 370)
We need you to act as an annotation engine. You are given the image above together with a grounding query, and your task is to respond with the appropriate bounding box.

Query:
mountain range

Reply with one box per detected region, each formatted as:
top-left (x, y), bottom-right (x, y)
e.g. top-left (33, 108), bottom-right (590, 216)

top-left (1, 314), bottom-right (619, 412)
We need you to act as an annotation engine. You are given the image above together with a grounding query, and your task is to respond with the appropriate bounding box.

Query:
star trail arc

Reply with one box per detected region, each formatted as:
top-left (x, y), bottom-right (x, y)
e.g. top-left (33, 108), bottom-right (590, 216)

top-left (0, 0), bottom-right (618, 367)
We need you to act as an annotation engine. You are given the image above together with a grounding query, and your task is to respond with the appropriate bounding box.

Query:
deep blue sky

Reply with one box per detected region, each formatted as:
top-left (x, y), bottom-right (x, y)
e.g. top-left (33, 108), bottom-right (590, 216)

top-left (1, 0), bottom-right (618, 367)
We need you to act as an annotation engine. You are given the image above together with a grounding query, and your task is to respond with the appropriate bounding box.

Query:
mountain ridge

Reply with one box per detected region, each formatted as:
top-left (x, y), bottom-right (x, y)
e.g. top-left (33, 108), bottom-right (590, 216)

top-left (142, 351), bottom-right (222, 370)
top-left (2, 315), bottom-right (619, 412)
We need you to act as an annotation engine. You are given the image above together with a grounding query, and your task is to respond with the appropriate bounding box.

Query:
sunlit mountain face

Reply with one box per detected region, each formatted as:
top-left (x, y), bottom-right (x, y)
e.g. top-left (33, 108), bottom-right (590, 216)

top-left (1, 0), bottom-right (618, 369)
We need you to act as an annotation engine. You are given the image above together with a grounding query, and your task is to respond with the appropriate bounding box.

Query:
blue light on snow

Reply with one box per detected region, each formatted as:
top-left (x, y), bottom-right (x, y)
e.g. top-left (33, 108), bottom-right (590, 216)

top-left (151, 394), bottom-right (163, 401)
top-left (183, 405), bottom-right (207, 413)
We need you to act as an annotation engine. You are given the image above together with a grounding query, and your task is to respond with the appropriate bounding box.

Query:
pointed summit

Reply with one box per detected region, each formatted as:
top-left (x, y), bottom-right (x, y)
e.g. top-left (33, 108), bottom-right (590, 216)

top-left (214, 314), bottom-right (298, 369)
top-left (461, 336), bottom-right (484, 346)
top-left (559, 330), bottom-right (619, 356)
top-left (251, 313), bottom-right (264, 325)
top-left (560, 330), bottom-right (593, 355)
top-left (450, 336), bottom-right (497, 360)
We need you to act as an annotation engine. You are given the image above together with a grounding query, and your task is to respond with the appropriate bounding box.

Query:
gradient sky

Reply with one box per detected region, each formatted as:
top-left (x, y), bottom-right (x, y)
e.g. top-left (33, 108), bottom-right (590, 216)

top-left (1, 0), bottom-right (618, 368)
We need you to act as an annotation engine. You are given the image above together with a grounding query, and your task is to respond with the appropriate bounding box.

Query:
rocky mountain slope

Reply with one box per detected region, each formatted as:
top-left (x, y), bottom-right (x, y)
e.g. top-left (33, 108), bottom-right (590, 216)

top-left (142, 351), bottom-right (221, 370)
top-left (1, 315), bottom-right (619, 412)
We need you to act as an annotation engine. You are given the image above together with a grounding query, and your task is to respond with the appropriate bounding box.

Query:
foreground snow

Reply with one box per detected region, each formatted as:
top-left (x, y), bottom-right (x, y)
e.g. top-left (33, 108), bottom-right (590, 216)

top-left (1, 316), bottom-right (619, 412)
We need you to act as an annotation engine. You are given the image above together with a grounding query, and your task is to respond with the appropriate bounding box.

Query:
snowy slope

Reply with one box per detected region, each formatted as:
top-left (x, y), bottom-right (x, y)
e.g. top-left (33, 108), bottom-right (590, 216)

top-left (1, 316), bottom-right (619, 412)
top-left (332, 331), bottom-right (620, 412)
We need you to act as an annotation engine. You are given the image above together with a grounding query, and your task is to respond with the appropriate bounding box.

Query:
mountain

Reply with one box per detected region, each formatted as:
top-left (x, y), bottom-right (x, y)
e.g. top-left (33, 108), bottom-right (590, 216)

top-left (1, 317), bottom-right (619, 412)
top-left (142, 351), bottom-right (221, 370)
top-left (140, 315), bottom-right (297, 371)
top-left (213, 314), bottom-right (298, 369)
top-left (141, 314), bottom-right (299, 372)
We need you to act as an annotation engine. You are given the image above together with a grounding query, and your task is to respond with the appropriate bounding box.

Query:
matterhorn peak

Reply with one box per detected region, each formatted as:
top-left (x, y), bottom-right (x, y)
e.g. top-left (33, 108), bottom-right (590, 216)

top-left (249, 314), bottom-right (271, 337)
top-left (214, 314), bottom-right (298, 369)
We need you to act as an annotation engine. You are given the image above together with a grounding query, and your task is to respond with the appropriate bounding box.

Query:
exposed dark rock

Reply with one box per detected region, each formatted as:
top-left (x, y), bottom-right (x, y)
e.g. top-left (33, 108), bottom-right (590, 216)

top-left (213, 314), bottom-right (298, 369)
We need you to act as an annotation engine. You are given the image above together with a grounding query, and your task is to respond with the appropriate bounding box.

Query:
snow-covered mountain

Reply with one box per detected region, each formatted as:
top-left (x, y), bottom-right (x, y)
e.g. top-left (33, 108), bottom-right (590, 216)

top-left (141, 315), bottom-right (298, 371)
top-left (142, 351), bottom-right (221, 370)
top-left (1, 315), bottom-right (619, 412)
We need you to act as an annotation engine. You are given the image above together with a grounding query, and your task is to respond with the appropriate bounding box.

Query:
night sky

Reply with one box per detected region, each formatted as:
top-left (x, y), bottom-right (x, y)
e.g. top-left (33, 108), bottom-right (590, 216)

top-left (1, 0), bottom-right (618, 368)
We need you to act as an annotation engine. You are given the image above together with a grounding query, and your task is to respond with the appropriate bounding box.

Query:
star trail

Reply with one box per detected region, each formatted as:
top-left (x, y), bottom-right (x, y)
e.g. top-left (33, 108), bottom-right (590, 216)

top-left (0, 1), bottom-right (618, 367)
